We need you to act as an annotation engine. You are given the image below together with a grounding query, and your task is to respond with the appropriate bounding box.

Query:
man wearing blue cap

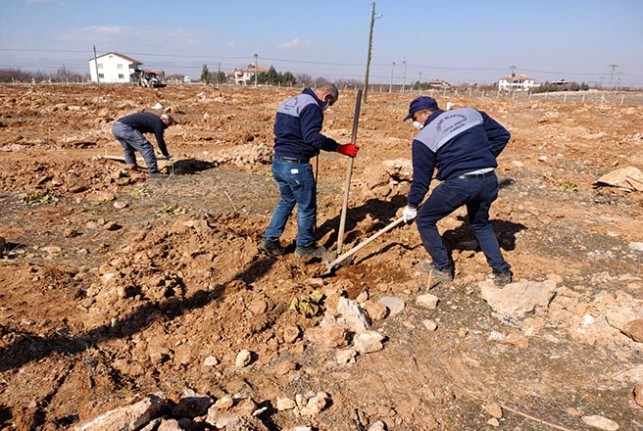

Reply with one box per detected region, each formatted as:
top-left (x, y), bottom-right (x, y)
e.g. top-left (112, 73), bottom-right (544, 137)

top-left (401, 96), bottom-right (513, 286)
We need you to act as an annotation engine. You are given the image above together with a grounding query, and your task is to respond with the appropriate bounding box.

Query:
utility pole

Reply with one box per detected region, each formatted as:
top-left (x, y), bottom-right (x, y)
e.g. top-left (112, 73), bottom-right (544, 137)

top-left (254, 53), bottom-right (258, 87)
top-left (362, 2), bottom-right (382, 103)
top-left (607, 64), bottom-right (618, 87)
top-left (389, 61), bottom-right (395, 93)
top-left (401, 60), bottom-right (407, 93)
top-left (418, 71), bottom-right (422, 91)
top-left (217, 62), bottom-right (221, 85)
top-left (93, 45), bottom-right (100, 85)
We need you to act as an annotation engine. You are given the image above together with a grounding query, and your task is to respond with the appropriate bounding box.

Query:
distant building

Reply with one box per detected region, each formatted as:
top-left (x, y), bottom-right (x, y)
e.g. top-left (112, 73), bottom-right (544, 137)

top-left (228, 65), bottom-right (267, 85)
top-left (428, 79), bottom-right (450, 88)
top-left (497, 73), bottom-right (536, 91)
top-left (89, 52), bottom-right (142, 84)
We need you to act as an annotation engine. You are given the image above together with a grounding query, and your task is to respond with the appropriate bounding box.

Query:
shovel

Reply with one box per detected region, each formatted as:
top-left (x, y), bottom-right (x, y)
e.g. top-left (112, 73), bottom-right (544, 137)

top-left (321, 215), bottom-right (406, 276)
top-left (331, 88), bottom-right (363, 262)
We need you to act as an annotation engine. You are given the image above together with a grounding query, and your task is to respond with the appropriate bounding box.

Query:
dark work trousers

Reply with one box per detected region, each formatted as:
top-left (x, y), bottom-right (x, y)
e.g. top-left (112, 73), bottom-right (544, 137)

top-left (415, 173), bottom-right (510, 273)
top-left (111, 121), bottom-right (159, 173)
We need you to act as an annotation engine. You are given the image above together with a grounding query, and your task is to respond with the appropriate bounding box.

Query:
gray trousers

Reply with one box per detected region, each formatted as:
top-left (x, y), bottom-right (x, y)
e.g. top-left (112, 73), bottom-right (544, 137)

top-left (111, 122), bottom-right (159, 173)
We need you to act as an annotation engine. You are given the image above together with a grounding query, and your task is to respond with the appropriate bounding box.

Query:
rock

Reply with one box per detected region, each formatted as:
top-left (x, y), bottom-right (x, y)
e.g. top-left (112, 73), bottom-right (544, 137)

top-left (416, 294), bottom-right (439, 310)
top-left (581, 415), bottom-right (619, 430)
top-left (75, 394), bottom-right (167, 431)
top-left (300, 392), bottom-right (330, 416)
top-left (487, 418), bottom-right (500, 427)
top-left (382, 158), bottom-right (413, 182)
top-left (276, 397), bottom-right (296, 411)
top-left (378, 296), bottom-right (405, 317)
top-left (104, 221), bottom-right (122, 231)
top-left (363, 301), bottom-right (388, 321)
top-left (505, 332), bottom-right (529, 349)
top-left (273, 360), bottom-right (297, 375)
top-left (353, 331), bottom-right (385, 353)
top-left (235, 349), bottom-right (253, 367)
top-left (174, 344), bottom-right (192, 367)
top-left (158, 419), bottom-right (182, 431)
top-left (237, 398), bottom-right (257, 416)
top-left (63, 228), bottom-right (81, 238)
top-left (634, 384), bottom-right (643, 407)
top-left (172, 389), bottom-right (212, 418)
top-left (249, 298), bottom-right (268, 315)
top-left (337, 297), bottom-right (370, 333)
top-left (204, 355), bottom-right (219, 367)
top-left (479, 280), bottom-right (558, 322)
top-left (621, 319), bottom-right (643, 342)
top-left (484, 401), bottom-right (503, 419)
top-left (214, 395), bottom-right (234, 410)
top-left (336, 348), bottom-right (358, 365)
top-left (422, 319), bottom-right (438, 331)
top-left (283, 325), bottom-right (301, 343)
top-left (594, 166), bottom-right (643, 191)
top-left (113, 201), bottom-right (128, 209)
top-left (356, 290), bottom-right (369, 304)
top-left (629, 242), bottom-right (643, 252)
top-left (368, 420), bottom-right (387, 431)
top-left (305, 325), bottom-right (349, 349)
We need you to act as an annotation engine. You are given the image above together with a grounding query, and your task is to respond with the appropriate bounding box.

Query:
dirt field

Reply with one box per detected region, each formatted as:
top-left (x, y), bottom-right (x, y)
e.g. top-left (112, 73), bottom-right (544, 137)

top-left (0, 84), bottom-right (642, 431)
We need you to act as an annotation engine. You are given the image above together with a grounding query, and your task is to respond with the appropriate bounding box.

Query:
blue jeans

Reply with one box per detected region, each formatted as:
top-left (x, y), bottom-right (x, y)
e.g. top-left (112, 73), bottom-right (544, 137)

top-left (112, 122), bottom-right (159, 173)
top-left (263, 158), bottom-right (316, 247)
top-left (416, 173), bottom-right (510, 273)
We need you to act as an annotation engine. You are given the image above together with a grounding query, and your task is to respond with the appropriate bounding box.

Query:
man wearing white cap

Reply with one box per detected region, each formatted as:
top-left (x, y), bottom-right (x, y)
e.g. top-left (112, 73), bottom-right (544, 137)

top-left (401, 96), bottom-right (513, 286)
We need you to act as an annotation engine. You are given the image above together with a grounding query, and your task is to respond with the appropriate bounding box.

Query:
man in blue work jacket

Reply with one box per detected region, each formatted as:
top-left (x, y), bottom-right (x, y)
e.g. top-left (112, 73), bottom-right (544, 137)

top-left (261, 83), bottom-right (359, 258)
top-left (401, 96), bottom-right (513, 286)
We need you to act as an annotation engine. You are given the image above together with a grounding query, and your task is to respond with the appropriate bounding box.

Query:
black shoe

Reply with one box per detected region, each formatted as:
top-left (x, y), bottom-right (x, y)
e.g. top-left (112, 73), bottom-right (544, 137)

top-left (294, 243), bottom-right (326, 258)
top-left (493, 270), bottom-right (513, 287)
top-left (260, 238), bottom-right (285, 256)
top-left (416, 261), bottom-right (454, 282)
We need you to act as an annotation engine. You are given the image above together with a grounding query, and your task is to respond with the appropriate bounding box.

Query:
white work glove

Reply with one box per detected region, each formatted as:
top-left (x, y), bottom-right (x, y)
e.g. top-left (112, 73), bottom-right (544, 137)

top-left (402, 205), bottom-right (417, 223)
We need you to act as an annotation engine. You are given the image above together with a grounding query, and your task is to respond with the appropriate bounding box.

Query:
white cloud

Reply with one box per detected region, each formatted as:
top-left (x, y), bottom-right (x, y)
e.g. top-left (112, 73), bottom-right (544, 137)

top-left (278, 38), bottom-right (311, 50)
top-left (24, 0), bottom-right (54, 4)
top-left (56, 25), bottom-right (127, 42)
top-left (55, 25), bottom-right (208, 51)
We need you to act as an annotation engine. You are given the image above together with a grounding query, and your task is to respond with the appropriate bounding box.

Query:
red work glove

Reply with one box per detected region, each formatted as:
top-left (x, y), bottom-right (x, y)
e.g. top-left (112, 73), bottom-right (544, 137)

top-left (337, 143), bottom-right (359, 158)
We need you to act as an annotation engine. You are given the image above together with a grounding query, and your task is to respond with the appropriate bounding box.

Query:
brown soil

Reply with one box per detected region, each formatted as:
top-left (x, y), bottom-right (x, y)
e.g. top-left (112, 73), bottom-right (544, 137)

top-left (0, 84), bottom-right (642, 430)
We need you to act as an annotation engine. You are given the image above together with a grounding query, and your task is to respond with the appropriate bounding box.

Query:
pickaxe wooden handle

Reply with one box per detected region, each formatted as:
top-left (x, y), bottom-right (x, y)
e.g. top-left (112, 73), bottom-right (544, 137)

top-left (322, 215), bottom-right (406, 276)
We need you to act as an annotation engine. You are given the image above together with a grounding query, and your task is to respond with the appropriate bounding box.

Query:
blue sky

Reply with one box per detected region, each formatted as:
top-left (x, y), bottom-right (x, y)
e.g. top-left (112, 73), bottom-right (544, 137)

top-left (1, 0), bottom-right (642, 86)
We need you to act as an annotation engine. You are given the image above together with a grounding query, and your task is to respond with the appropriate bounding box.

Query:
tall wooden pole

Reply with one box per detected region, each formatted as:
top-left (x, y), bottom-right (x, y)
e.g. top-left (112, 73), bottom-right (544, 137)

top-left (362, 2), bottom-right (376, 104)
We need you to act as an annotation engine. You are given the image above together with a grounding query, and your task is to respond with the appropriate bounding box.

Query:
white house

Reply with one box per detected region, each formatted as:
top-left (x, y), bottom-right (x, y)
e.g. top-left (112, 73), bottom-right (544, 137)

top-left (88, 52), bottom-right (142, 84)
top-left (497, 73), bottom-right (536, 91)
top-left (228, 65), bottom-right (267, 85)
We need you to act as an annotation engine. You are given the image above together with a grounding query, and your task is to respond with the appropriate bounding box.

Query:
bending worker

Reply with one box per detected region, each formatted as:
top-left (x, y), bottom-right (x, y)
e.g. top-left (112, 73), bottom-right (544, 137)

top-left (261, 83), bottom-right (359, 258)
top-left (111, 112), bottom-right (175, 175)
top-left (401, 96), bottom-right (513, 286)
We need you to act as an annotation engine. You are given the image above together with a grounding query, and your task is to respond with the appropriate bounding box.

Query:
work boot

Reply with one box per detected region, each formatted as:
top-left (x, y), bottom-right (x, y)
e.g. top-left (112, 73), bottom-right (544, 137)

top-left (149, 172), bottom-right (168, 179)
top-left (294, 243), bottom-right (326, 258)
top-left (260, 238), bottom-right (285, 256)
top-left (416, 261), bottom-right (454, 283)
top-left (493, 270), bottom-right (513, 287)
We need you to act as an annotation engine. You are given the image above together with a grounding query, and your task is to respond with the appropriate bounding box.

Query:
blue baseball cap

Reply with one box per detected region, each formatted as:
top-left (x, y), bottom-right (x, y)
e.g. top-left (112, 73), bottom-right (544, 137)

top-left (403, 96), bottom-right (438, 120)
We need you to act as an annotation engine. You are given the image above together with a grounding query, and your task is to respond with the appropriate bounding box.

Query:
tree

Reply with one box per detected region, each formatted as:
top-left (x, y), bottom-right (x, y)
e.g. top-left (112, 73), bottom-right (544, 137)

top-left (200, 64), bottom-right (211, 84)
